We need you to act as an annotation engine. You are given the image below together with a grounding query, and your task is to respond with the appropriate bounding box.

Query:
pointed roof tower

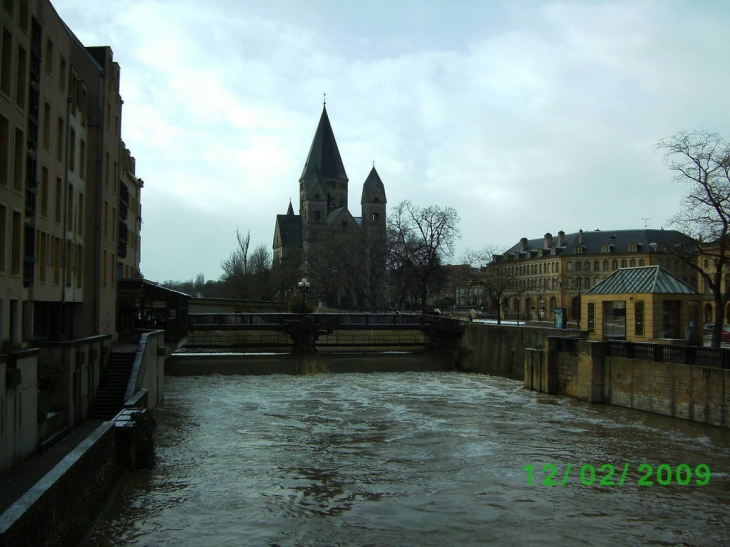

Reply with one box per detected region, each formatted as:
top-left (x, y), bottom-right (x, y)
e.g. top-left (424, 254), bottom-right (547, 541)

top-left (361, 166), bottom-right (387, 204)
top-left (286, 199), bottom-right (294, 216)
top-left (300, 106), bottom-right (349, 184)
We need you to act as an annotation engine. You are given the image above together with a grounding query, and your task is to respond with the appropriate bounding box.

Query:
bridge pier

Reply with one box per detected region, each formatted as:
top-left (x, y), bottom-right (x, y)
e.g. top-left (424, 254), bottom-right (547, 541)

top-left (288, 330), bottom-right (321, 353)
top-left (298, 353), bottom-right (331, 374)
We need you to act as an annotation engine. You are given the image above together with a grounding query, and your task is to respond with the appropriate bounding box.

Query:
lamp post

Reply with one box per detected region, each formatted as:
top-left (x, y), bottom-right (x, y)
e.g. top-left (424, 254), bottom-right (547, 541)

top-left (297, 278), bottom-right (310, 314)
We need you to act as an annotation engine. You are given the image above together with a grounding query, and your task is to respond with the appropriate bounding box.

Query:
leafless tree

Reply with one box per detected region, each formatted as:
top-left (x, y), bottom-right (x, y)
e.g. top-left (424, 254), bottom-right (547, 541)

top-left (388, 200), bottom-right (460, 313)
top-left (461, 247), bottom-right (523, 324)
top-left (306, 228), bottom-right (387, 310)
top-left (657, 130), bottom-right (730, 347)
top-left (220, 229), bottom-right (250, 290)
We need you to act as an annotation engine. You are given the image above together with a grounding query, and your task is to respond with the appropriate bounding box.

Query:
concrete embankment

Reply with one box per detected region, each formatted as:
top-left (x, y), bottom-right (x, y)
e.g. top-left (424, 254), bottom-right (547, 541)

top-left (166, 351), bottom-right (455, 375)
top-left (0, 422), bottom-right (123, 547)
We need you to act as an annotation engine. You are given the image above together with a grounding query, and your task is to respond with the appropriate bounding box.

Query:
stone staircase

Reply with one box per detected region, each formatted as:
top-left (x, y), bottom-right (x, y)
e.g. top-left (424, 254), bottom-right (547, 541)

top-left (91, 351), bottom-right (136, 420)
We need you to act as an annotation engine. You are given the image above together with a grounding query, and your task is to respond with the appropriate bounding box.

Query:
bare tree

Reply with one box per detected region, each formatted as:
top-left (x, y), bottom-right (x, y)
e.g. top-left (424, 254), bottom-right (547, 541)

top-left (461, 247), bottom-right (523, 324)
top-left (248, 244), bottom-right (274, 300)
top-left (657, 130), bottom-right (730, 347)
top-left (220, 229), bottom-right (251, 296)
top-left (388, 200), bottom-right (460, 313)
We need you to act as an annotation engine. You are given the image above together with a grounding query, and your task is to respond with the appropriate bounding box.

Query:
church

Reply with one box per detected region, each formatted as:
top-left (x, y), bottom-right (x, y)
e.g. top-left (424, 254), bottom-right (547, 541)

top-left (272, 105), bottom-right (388, 310)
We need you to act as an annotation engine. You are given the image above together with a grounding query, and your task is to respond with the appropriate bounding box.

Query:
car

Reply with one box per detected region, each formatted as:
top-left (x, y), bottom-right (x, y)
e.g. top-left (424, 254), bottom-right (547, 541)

top-left (722, 326), bottom-right (730, 343)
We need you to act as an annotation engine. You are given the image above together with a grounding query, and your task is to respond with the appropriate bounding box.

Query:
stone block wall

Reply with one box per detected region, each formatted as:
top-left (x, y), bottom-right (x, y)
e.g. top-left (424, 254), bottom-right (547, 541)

top-left (529, 339), bottom-right (730, 429)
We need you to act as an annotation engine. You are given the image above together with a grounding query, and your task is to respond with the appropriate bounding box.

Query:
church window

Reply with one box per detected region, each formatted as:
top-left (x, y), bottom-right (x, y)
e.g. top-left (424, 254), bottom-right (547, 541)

top-left (372, 212), bottom-right (380, 221)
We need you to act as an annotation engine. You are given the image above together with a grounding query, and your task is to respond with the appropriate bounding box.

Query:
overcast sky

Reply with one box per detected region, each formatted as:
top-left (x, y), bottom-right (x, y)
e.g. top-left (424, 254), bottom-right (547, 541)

top-left (54, 0), bottom-right (730, 282)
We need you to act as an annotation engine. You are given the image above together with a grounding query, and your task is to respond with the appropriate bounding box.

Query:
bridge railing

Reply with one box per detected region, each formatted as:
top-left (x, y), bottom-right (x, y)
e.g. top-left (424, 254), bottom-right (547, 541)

top-left (188, 313), bottom-right (465, 333)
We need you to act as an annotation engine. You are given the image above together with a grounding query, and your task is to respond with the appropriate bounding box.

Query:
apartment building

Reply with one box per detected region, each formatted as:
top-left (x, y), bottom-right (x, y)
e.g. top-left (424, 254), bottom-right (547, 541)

top-left (0, 0), bottom-right (143, 346)
top-left (464, 229), bottom-right (696, 323)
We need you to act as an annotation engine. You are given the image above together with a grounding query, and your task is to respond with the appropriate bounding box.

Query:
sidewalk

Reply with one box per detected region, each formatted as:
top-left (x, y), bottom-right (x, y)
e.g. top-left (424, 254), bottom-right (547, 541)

top-left (0, 419), bottom-right (105, 515)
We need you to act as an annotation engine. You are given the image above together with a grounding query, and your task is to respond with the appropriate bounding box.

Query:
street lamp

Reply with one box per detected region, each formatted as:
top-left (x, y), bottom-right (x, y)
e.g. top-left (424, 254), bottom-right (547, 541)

top-left (298, 278), bottom-right (310, 313)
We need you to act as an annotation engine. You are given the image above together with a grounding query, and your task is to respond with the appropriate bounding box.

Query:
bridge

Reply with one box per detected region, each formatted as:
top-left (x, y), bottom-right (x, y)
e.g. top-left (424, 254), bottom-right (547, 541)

top-left (187, 313), bottom-right (465, 352)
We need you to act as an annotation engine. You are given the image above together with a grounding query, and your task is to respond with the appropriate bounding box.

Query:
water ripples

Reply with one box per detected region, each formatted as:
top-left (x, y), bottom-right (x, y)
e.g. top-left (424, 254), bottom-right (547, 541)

top-left (84, 371), bottom-right (730, 547)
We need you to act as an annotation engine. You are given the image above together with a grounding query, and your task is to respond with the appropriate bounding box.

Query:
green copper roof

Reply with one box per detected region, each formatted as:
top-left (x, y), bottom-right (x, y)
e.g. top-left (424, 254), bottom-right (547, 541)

top-left (584, 266), bottom-right (698, 295)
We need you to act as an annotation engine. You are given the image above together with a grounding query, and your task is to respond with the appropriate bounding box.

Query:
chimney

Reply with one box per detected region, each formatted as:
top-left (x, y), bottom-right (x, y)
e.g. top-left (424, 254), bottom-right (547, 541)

top-left (520, 237), bottom-right (528, 251)
top-left (544, 232), bottom-right (553, 248)
top-left (558, 230), bottom-right (565, 247)
top-left (578, 229), bottom-right (583, 244)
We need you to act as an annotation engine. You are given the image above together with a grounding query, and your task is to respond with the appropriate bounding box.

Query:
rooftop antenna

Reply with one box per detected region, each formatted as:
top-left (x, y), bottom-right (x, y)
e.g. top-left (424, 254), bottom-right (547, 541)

top-left (642, 217), bottom-right (651, 229)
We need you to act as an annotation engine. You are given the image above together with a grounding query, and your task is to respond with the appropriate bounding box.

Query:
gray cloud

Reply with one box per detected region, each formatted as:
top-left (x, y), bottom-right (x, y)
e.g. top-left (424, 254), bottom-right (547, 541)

top-left (55, 0), bottom-right (730, 280)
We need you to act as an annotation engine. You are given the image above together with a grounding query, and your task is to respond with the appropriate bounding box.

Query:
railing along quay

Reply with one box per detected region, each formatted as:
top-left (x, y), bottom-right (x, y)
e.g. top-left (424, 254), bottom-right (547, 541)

top-left (554, 338), bottom-right (730, 369)
top-left (188, 313), bottom-right (466, 334)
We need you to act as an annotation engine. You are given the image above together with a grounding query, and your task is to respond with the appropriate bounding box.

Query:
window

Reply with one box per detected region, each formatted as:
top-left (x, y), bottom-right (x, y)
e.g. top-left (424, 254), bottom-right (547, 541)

top-left (79, 139), bottom-right (85, 178)
top-left (53, 237), bottom-right (60, 284)
top-left (40, 166), bottom-right (48, 216)
top-left (0, 204), bottom-right (5, 271)
top-left (76, 244), bottom-right (82, 287)
top-left (16, 46), bottom-right (26, 109)
top-left (13, 127), bottom-right (23, 190)
top-left (621, 259), bottom-right (627, 268)
top-left (42, 103), bottom-right (50, 148)
top-left (1, 28), bottom-right (11, 96)
top-left (603, 260), bottom-right (609, 271)
top-left (11, 210), bottom-right (21, 274)
top-left (587, 303), bottom-right (595, 333)
top-left (68, 128), bottom-right (75, 171)
top-left (603, 300), bottom-right (626, 340)
top-left (56, 116), bottom-right (64, 160)
top-left (66, 183), bottom-right (73, 232)
top-left (39, 231), bottom-right (46, 282)
top-left (103, 200), bottom-right (108, 238)
top-left (58, 55), bottom-right (66, 91)
top-left (45, 38), bottom-right (52, 74)
top-left (0, 114), bottom-right (8, 184)
top-left (612, 260), bottom-right (618, 270)
top-left (639, 258), bottom-right (645, 266)
top-left (54, 176), bottom-right (61, 222)
top-left (634, 301), bottom-right (644, 336)
top-left (77, 193), bottom-right (83, 236)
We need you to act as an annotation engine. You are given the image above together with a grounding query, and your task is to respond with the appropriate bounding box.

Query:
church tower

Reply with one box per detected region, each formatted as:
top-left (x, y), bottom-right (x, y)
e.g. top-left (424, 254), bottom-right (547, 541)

top-left (361, 166), bottom-right (387, 240)
top-left (273, 104), bottom-right (388, 309)
top-left (299, 105), bottom-right (349, 218)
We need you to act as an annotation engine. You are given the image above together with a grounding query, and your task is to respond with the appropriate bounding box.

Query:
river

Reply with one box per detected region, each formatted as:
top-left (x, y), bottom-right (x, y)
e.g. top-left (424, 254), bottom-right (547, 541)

top-left (82, 371), bottom-right (730, 546)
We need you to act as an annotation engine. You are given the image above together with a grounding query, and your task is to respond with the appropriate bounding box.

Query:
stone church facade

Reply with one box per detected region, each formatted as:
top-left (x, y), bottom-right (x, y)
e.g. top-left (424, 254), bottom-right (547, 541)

top-left (272, 106), bottom-right (388, 310)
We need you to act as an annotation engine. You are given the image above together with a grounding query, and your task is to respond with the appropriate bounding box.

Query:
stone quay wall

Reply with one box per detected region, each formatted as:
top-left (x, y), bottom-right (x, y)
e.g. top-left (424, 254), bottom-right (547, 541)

top-left (0, 423), bottom-right (123, 547)
top-left (441, 321), bottom-right (581, 379)
top-left (524, 339), bottom-right (729, 429)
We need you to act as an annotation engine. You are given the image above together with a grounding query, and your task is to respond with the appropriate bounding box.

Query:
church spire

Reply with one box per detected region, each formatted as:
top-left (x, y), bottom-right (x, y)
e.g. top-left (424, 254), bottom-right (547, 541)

top-left (361, 165), bottom-right (387, 204)
top-left (299, 105), bottom-right (348, 184)
top-left (287, 199), bottom-right (294, 216)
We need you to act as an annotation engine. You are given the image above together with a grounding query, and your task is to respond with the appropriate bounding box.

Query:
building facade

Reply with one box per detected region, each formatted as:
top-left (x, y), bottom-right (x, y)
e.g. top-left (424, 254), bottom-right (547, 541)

top-left (464, 229), bottom-right (696, 322)
top-left (0, 0), bottom-right (143, 346)
top-left (582, 265), bottom-right (701, 344)
top-left (272, 105), bottom-right (387, 309)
